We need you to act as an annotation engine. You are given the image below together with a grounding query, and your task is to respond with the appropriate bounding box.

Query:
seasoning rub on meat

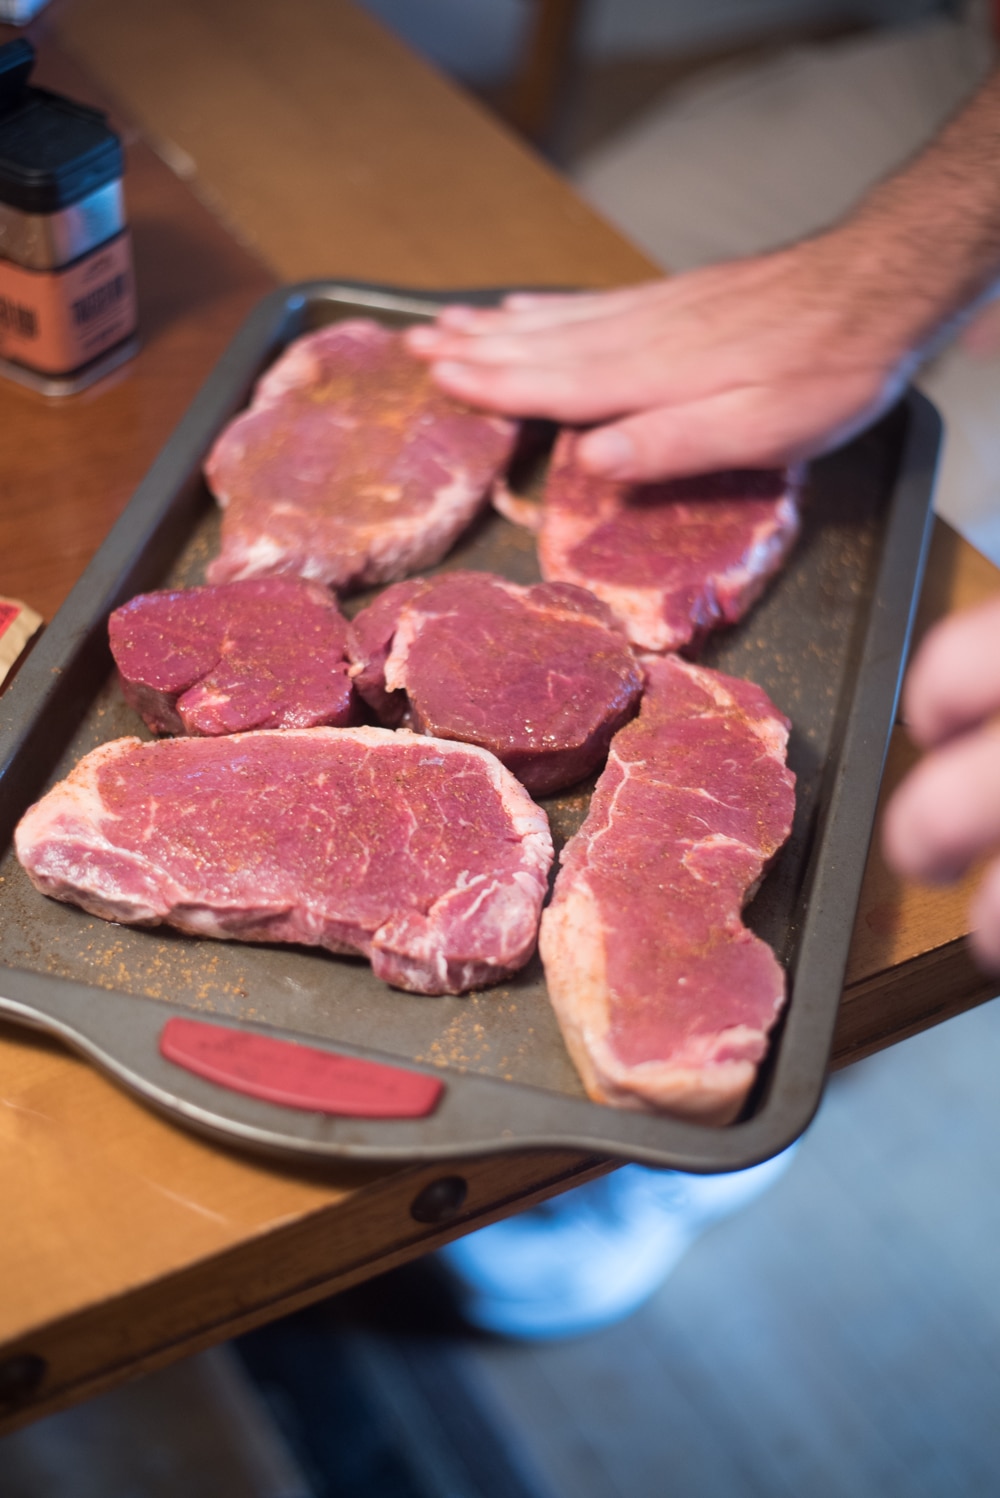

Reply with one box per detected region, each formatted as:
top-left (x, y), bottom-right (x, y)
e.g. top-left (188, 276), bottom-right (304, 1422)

top-left (536, 432), bottom-right (801, 652)
top-left (15, 728), bottom-right (553, 996)
top-left (349, 570), bottom-right (643, 794)
top-left (204, 320), bottom-right (517, 592)
top-left (109, 577), bottom-right (358, 736)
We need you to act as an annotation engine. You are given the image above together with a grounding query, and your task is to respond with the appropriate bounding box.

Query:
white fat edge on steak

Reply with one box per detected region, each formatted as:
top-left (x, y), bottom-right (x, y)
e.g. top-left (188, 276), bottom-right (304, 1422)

top-left (212, 469), bottom-right (500, 592)
top-left (353, 468), bottom-right (490, 586)
top-left (539, 884), bottom-right (762, 1126)
top-left (537, 504), bottom-right (685, 650)
top-left (251, 320), bottom-right (384, 408)
top-left (540, 510), bottom-right (801, 654)
top-left (679, 658), bottom-right (791, 759)
top-left (711, 497), bottom-right (801, 611)
top-left (552, 572), bottom-right (686, 652)
top-left (491, 477), bottom-right (544, 532)
top-left (13, 738), bottom-right (195, 924)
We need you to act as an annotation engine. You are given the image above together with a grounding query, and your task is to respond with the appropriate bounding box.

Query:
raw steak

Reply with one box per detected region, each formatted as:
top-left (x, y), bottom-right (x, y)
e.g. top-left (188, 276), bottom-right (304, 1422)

top-left (349, 570), bottom-right (643, 794)
top-left (539, 654), bottom-right (795, 1123)
top-left (532, 433), bottom-right (801, 651)
top-left (204, 320), bottom-right (517, 591)
top-left (109, 577), bottom-right (357, 736)
top-left (15, 727), bottom-right (553, 996)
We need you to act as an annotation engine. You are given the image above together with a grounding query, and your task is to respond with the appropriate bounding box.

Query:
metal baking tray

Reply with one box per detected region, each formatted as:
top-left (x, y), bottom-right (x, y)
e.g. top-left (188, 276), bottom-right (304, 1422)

top-left (0, 281), bottom-right (940, 1170)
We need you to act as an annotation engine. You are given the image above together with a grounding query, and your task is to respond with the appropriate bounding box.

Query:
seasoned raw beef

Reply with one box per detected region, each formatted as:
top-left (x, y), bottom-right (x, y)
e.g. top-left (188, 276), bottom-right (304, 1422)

top-left (109, 577), bottom-right (357, 736)
top-left (15, 728), bottom-right (553, 995)
top-left (204, 320), bottom-right (517, 591)
top-left (534, 433), bottom-right (801, 651)
top-left (539, 655), bottom-right (795, 1123)
top-left (349, 570), bottom-right (643, 794)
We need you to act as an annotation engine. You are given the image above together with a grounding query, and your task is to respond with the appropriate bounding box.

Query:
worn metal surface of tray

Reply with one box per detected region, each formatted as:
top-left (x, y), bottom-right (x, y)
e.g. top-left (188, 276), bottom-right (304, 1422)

top-left (0, 282), bottom-right (940, 1170)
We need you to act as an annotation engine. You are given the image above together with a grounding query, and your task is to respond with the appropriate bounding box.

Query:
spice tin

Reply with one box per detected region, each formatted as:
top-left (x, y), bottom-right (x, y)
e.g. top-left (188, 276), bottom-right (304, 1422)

top-left (0, 37), bottom-right (138, 395)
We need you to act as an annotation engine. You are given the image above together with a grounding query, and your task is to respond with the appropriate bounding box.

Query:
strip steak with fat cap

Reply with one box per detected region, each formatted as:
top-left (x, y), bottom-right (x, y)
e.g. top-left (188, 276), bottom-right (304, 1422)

top-left (539, 654), bottom-right (796, 1123)
top-left (15, 727), bottom-right (553, 996)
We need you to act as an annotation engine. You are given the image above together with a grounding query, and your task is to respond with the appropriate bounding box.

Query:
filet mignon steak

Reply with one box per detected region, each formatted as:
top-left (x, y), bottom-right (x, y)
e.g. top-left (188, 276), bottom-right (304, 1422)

top-left (539, 654), bottom-right (795, 1123)
top-left (15, 727), bottom-right (553, 996)
top-left (537, 433), bottom-right (801, 651)
top-left (204, 320), bottom-right (517, 592)
top-left (109, 577), bottom-right (357, 736)
top-left (349, 570), bottom-right (643, 794)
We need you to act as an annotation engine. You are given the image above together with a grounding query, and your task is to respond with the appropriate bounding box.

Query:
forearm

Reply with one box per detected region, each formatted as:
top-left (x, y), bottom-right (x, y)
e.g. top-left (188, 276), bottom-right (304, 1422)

top-left (821, 65), bottom-right (1000, 361)
top-left (407, 65), bottom-right (1000, 478)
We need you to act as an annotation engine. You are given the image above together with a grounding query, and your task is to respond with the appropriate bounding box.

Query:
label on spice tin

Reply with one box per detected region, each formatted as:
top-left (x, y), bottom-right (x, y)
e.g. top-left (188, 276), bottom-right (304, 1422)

top-left (0, 595), bottom-right (42, 689)
top-left (0, 229), bottom-right (136, 376)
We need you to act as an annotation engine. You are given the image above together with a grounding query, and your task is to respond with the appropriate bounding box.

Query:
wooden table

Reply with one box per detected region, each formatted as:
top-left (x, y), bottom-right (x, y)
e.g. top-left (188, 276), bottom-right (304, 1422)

top-left (1, 0), bottom-right (997, 1434)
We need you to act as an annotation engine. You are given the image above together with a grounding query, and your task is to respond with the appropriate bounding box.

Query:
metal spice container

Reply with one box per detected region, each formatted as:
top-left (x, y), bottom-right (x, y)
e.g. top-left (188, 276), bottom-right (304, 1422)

top-left (0, 37), bottom-right (138, 395)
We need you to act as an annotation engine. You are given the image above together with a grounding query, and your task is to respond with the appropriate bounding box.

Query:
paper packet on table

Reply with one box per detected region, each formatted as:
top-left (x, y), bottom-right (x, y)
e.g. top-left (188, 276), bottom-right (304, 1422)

top-left (0, 595), bottom-right (41, 689)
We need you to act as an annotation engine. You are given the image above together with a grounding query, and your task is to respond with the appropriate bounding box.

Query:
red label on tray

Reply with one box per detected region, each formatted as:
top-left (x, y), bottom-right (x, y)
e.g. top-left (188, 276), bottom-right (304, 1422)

top-left (159, 1016), bottom-right (444, 1118)
top-left (0, 602), bottom-right (19, 637)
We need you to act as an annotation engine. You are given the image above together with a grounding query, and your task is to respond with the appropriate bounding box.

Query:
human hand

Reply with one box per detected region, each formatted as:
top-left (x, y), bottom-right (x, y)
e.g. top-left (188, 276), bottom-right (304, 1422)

top-left (882, 596), bottom-right (1000, 969)
top-left (405, 235), bottom-right (921, 483)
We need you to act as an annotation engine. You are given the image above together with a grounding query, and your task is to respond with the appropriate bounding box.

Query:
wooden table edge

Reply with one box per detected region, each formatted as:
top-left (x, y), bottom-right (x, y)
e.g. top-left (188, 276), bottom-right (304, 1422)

top-left (0, 1145), bottom-right (612, 1434)
top-left (834, 937), bottom-right (999, 1067)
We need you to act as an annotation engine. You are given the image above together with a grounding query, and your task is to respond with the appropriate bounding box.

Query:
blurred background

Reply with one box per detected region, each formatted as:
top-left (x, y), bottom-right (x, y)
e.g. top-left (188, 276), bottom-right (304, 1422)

top-left (4, 2), bottom-right (1000, 1494)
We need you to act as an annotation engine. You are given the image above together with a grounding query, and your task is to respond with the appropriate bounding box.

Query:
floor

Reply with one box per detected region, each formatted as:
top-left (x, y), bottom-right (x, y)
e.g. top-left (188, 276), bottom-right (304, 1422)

top-left (5, 7), bottom-right (1000, 1495)
top-left (0, 1346), bottom-right (311, 1498)
top-left (449, 1001), bottom-right (1000, 1498)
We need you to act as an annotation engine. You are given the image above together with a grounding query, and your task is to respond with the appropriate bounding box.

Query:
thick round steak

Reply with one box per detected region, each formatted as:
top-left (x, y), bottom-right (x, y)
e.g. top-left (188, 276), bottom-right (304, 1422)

top-left (349, 570), bottom-right (643, 794)
top-left (204, 320), bottom-right (517, 592)
top-left (539, 655), bottom-right (796, 1123)
top-left (538, 432), bottom-right (801, 652)
top-left (15, 728), bottom-right (553, 996)
top-left (109, 577), bottom-right (357, 736)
